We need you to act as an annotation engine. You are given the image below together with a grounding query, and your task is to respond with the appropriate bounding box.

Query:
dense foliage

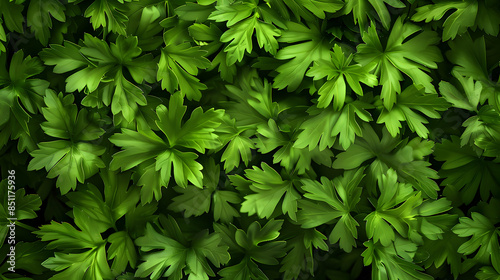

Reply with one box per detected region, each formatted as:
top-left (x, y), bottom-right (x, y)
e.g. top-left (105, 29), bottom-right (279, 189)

top-left (1, 0), bottom-right (500, 279)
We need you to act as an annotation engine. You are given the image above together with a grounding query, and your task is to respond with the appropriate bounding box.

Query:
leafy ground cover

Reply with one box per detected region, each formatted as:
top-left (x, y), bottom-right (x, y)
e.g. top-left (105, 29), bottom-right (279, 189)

top-left (1, 0), bottom-right (500, 279)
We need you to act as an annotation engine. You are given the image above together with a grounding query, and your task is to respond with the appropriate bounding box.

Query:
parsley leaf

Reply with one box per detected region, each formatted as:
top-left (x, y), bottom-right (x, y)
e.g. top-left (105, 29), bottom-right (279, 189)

top-left (356, 17), bottom-right (442, 109)
top-left (343, 0), bottom-right (406, 30)
top-left (306, 44), bottom-right (378, 110)
top-left (157, 42), bottom-right (211, 100)
top-left (273, 21), bottom-right (331, 91)
top-left (219, 116), bottom-right (255, 172)
top-left (434, 135), bottom-right (500, 204)
top-left (332, 124), bottom-right (440, 198)
top-left (208, 0), bottom-right (281, 65)
top-left (215, 219), bottom-right (286, 279)
top-left (168, 159), bottom-right (241, 223)
top-left (35, 208), bottom-right (114, 280)
top-left (452, 212), bottom-right (500, 274)
top-left (412, 0), bottom-right (478, 41)
top-left (439, 71), bottom-right (481, 112)
top-left (0, 50), bottom-right (49, 138)
top-left (27, 90), bottom-right (106, 193)
top-left (476, 266), bottom-right (500, 280)
top-left (294, 100), bottom-right (374, 151)
top-left (420, 223), bottom-right (465, 278)
top-left (362, 238), bottom-right (433, 280)
top-left (27, 0), bottom-right (66, 45)
top-left (279, 226), bottom-right (327, 279)
top-left (0, 0), bottom-right (24, 33)
top-left (84, 0), bottom-right (132, 35)
top-left (298, 168), bottom-right (365, 252)
top-left (377, 85), bottom-right (450, 138)
top-left (240, 163), bottom-right (301, 221)
top-left (135, 221), bottom-right (230, 280)
top-left (110, 94), bottom-right (224, 201)
top-left (365, 169), bottom-right (422, 246)
top-left (41, 34), bottom-right (156, 122)
top-left (255, 119), bottom-right (334, 174)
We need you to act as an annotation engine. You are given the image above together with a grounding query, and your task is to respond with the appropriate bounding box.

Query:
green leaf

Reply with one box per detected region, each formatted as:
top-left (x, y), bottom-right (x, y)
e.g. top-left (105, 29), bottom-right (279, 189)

top-left (461, 105), bottom-right (500, 149)
top-left (220, 72), bottom-right (279, 127)
top-left (293, 107), bottom-right (338, 151)
top-left (0, 20), bottom-right (5, 54)
top-left (11, 188), bottom-right (42, 220)
top-left (241, 163), bottom-right (300, 220)
top-left (279, 227), bottom-right (327, 279)
top-left (168, 186), bottom-right (212, 217)
top-left (452, 212), bottom-right (500, 273)
top-left (44, 34), bottom-right (152, 122)
top-left (156, 149), bottom-right (204, 188)
top-left (27, 0), bottom-right (66, 45)
top-left (377, 85), bottom-right (450, 138)
top-left (296, 0), bottom-right (344, 18)
top-left (294, 100), bottom-right (374, 151)
top-left (101, 169), bottom-right (141, 222)
top-left (0, 0), bottom-right (24, 33)
top-left (255, 118), bottom-right (333, 174)
top-left (28, 140), bottom-right (106, 194)
top-left (434, 136), bottom-right (500, 204)
top-left (439, 72), bottom-right (481, 112)
top-left (218, 257), bottom-right (268, 280)
top-left (135, 222), bottom-right (229, 280)
top-left (411, 0), bottom-right (478, 41)
top-left (420, 230), bottom-right (465, 278)
top-left (213, 190), bottom-right (242, 223)
top-left (109, 129), bottom-right (167, 171)
top-left (364, 169), bottom-right (422, 246)
top-left (156, 95), bottom-right (224, 152)
top-left (268, 0), bottom-right (343, 21)
top-left (477, 266), bottom-right (500, 280)
top-left (36, 208), bottom-right (113, 279)
top-left (306, 44), bottom-right (378, 110)
top-left (447, 33), bottom-right (489, 82)
top-left (175, 2), bottom-right (214, 22)
top-left (108, 231), bottom-right (137, 274)
top-left (65, 184), bottom-right (115, 233)
top-left (332, 124), bottom-right (440, 198)
top-left (0, 50), bottom-right (48, 120)
top-left (273, 21), bottom-right (331, 91)
top-left (343, 0), bottom-right (406, 30)
top-left (110, 128), bottom-right (204, 190)
top-left (4, 241), bottom-right (51, 275)
top-left (169, 159), bottom-right (241, 222)
top-left (36, 218), bottom-right (101, 250)
top-left (356, 17), bottom-right (442, 109)
top-left (157, 43), bottom-right (211, 100)
top-left (208, 1), bottom-right (256, 27)
top-left (298, 168), bottom-right (365, 252)
top-left (476, 0), bottom-right (500, 36)
top-left (221, 131), bottom-right (255, 172)
top-left (362, 238), bottom-right (433, 280)
top-left (236, 220), bottom-right (286, 264)
top-left (40, 41), bottom-right (88, 73)
top-left (333, 101), bottom-right (374, 150)
top-left (42, 246), bottom-right (112, 280)
top-left (209, 0), bottom-right (281, 64)
top-left (110, 96), bottom-right (221, 196)
top-left (134, 161), bottom-right (165, 204)
top-left (84, 0), bottom-right (131, 35)
top-left (216, 219), bottom-right (286, 277)
top-left (41, 90), bottom-right (104, 141)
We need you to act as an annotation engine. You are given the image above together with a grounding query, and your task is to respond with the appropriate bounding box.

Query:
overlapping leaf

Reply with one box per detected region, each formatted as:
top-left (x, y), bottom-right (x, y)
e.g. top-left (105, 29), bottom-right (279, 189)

top-left (356, 17), bottom-right (442, 109)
